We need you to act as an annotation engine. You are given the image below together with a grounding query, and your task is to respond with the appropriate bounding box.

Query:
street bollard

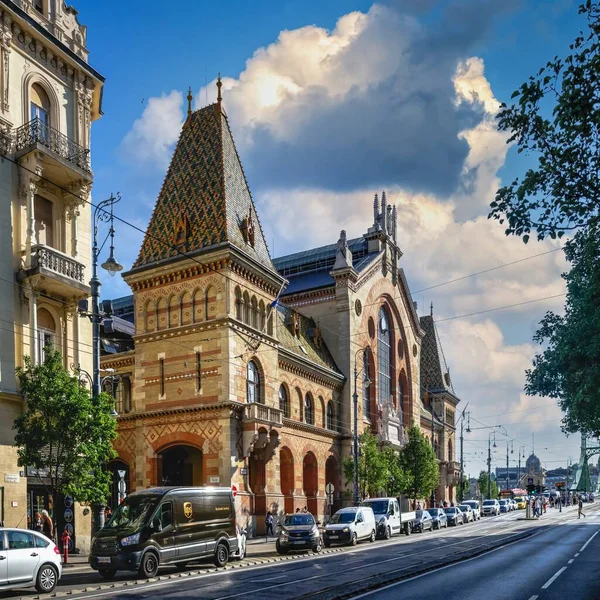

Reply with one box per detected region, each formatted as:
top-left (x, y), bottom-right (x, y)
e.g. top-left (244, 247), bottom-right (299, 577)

top-left (61, 529), bottom-right (71, 564)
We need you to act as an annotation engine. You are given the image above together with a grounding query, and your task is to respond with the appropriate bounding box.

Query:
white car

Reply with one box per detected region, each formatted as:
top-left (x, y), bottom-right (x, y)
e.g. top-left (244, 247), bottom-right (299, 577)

top-left (0, 528), bottom-right (62, 593)
top-left (324, 507), bottom-right (376, 546)
top-left (462, 500), bottom-right (481, 520)
top-left (481, 499), bottom-right (500, 516)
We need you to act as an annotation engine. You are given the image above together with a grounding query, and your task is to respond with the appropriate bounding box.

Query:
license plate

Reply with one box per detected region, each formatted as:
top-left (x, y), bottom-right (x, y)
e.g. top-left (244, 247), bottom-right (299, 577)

top-left (329, 535), bottom-right (338, 539)
top-left (292, 540), bottom-right (305, 544)
top-left (97, 557), bottom-right (111, 564)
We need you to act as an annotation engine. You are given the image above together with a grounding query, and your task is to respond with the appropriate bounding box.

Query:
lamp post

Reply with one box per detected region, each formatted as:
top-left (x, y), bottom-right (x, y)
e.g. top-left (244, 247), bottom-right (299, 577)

top-left (352, 347), bottom-right (369, 506)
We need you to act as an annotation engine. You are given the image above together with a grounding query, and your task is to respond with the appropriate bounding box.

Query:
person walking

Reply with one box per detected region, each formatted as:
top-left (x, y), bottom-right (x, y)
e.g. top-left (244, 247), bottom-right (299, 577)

top-left (265, 512), bottom-right (274, 536)
top-left (41, 510), bottom-right (54, 540)
top-left (33, 512), bottom-right (43, 533)
top-left (578, 496), bottom-right (586, 519)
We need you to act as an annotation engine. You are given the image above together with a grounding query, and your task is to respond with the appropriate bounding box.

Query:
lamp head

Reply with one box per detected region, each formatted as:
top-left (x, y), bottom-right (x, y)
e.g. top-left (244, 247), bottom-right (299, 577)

top-left (101, 253), bottom-right (123, 277)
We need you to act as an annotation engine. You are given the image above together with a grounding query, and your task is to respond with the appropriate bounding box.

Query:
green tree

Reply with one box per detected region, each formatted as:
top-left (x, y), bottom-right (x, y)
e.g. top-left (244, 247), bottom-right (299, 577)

top-left (14, 348), bottom-right (118, 508)
top-left (489, 2), bottom-right (600, 243)
top-left (489, 2), bottom-right (600, 435)
top-left (398, 424), bottom-right (439, 503)
top-left (477, 471), bottom-right (498, 500)
top-left (457, 475), bottom-right (470, 502)
top-left (383, 446), bottom-right (410, 497)
top-left (343, 431), bottom-right (389, 499)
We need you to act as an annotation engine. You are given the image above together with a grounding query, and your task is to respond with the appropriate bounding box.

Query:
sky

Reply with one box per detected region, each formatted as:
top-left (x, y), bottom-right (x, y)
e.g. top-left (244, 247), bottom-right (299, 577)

top-left (78, 0), bottom-right (589, 480)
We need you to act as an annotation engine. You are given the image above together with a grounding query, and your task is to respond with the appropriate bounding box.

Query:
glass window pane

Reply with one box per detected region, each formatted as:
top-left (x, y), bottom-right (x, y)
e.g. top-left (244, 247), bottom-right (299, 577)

top-left (378, 308), bottom-right (391, 406)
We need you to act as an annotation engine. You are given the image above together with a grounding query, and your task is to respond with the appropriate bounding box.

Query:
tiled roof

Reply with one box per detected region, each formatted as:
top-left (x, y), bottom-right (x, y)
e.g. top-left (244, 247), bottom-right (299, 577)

top-left (276, 304), bottom-right (342, 375)
top-left (132, 103), bottom-right (274, 272)
top-left (419, 315), bottom-right (455, 394)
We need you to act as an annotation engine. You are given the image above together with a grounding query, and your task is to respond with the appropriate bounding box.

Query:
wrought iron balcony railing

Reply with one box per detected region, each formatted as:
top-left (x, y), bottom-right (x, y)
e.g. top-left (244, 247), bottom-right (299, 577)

top-left (15, 117), bottom-right (91, 173)
top-left (30, 244), bottom-right (86, 283)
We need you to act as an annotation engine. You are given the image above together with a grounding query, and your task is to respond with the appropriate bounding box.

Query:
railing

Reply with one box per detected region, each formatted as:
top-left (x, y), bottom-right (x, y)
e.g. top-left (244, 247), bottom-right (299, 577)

top-left (15, 117), bottom-right (91, 173)
top-left (30, 244), bottom-right (86, 283)
top-left (448, 461), bottom-right (461, 473)
top-left (244, 403), bottom-right (283, 427)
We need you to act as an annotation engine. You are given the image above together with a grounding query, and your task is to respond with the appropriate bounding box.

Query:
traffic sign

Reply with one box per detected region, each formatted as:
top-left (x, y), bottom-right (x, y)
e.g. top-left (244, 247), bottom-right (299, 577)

top-left (231, 485), bottom-right (237, 498)
top-left (326, 483), bottom-right (335, 495)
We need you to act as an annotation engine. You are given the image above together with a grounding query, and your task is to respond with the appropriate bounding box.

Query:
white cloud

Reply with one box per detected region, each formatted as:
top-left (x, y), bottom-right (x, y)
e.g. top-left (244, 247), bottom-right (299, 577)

top-left (119, 91), bottom-right (183, 167)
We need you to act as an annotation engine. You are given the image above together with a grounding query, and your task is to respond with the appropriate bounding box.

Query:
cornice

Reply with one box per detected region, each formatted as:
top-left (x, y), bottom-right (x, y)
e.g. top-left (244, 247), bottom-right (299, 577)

top-left (282, 417), bottom-right (341, 439)
top-left (116, 400), bottom-right (239, 423)
top-left (280, 286), bottom-right (336, 308)
top-left (100, 351), bottom-right (135, 369)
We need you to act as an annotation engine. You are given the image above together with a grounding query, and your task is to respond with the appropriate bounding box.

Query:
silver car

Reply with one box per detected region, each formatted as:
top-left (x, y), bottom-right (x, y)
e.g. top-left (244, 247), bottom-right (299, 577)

top-left (0, 528), bottom-right (62, 593)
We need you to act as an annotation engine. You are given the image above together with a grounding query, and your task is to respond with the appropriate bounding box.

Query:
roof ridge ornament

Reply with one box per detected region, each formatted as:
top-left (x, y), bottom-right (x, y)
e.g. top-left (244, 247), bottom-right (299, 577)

top-left (217, 73), bottom-right (223, 111)
top-left (185, 87), bottom-right (193, 124)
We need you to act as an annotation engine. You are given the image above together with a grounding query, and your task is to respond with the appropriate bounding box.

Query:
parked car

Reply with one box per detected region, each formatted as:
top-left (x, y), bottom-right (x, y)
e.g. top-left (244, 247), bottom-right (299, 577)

top-left (444, 507), bottom-right (464, 526)
top-left (90, 486), bottom-right (239, 579)
top-left (427, 508), bottom-right (448, 529)
top-left (276, 513), bottom-right (322, 555)
top-left (482, 499), bottom-right (500, 516)
top-left (458, 504), bottom-right (474, 522)
top-left (359, 498), bottom-right (412, 538)
top-left (499, 500), bottom-right (510, 513)
top-left (324, 507), bottom-right (376, 547)
top-left (514, 496), bottom-right (526, 509)
top-left (461, 500), bottom-right (481, 520)
top-left (510, 499), bottom-right (518, 511)
top-left (589, 493), bottom-right (595, 502)
top-left (412, 510), bottom-right (434, 532)
top-left (0, 528), bottom-right (62, 594)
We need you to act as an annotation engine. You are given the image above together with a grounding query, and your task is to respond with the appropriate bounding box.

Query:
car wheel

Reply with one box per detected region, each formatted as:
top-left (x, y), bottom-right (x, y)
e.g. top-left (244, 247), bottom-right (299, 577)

top-left (214, 541), bottom-right (229, 567)
top-left (350, 532), bottom-right (358, 546)
top-left (36, 564), bottom-right (58, 593)
top-left (99, 568), bottom-right (117, 579)
top-left (312, 537), bottom-right (323, 553)
top-left (139, 551), bottom-right (159, 579)
top-left (385, 526), bottom-right (391, 540)
top-left (369, 530), bottom-right (376, 543)
top-left (276, 540), bottom-right (288, 555)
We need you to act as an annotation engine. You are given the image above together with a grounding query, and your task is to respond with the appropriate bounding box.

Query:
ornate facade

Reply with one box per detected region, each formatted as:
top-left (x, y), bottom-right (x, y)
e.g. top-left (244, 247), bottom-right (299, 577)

top-left (0, 0), bottom-right (103, 551)
top-left (101, 88), bottom-right (460, 533)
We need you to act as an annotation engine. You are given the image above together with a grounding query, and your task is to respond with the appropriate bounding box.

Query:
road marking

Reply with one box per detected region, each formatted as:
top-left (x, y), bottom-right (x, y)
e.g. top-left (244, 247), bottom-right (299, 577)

top-left (579, 530), bottom-right (598, 552)
top-left (568, 559), bottom-right (574, 564)
top-left (575, 553), bottom-right (580, 557)
top-left (541, 566), bottom-right (567, 589)
top-left (250, 574), bottom-right (287, 582)
top-left (527, 596), bottom-right (538, 600)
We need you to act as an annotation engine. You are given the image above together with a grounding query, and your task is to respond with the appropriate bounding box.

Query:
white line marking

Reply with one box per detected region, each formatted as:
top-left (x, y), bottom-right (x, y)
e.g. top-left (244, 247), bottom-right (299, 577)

top-left (575, 552), bottom-right (580, 557)
top-left (527, 596), bottom-right (538, 600)
top-left (541, 566), bottom-right (567, 589)
top-left (568, 559), bottom-right (574, 564)
top-left (579, 530), bottom-right (598, 552)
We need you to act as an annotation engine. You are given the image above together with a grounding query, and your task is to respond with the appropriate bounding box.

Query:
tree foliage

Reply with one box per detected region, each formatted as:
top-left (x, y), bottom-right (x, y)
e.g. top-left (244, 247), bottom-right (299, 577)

top-left (14, 349), bottom-right (118, 506)
top-left (478, 471), bottom-right (498, 500)
top-left (398, 424), bottom-right (439, 502)
top-left (489, 1), bottom-right (600, 243)
top-left (343, 431), bottom-right (391, 499)
top-left (526, 225), bottom-right (600, 436)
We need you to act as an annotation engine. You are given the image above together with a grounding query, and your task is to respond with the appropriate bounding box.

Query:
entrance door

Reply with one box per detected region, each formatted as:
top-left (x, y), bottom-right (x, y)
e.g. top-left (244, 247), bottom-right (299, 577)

top-left (157, 446), bottom-right (202, 486)
top-left (0, 533), bottom-right (7, 586)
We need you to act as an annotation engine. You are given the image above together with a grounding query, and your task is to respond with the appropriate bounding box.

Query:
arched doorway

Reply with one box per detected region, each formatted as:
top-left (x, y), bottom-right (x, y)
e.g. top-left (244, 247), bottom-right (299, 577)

top-left (303, 452), bottom-right (318, 516)
top-left (249, 429), bottom-right (268, 519)
top-left (280, 447), bottom-right (294, 514)
top-left (325, 455), bottom-right (341, 516)
top-left (157, 445), bottom-right (203, 486)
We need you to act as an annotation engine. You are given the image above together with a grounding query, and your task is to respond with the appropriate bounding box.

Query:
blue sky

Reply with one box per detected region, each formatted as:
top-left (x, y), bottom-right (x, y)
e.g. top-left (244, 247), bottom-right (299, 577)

top-left (79, 0), bottom-right (588, 478)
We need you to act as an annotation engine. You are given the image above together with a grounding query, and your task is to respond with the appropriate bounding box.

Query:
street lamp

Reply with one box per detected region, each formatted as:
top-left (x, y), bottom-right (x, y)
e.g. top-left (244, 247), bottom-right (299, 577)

top-left (70, 363), bottom-right (120, 417)
top-left (352, 347), bottom-right (370, 505)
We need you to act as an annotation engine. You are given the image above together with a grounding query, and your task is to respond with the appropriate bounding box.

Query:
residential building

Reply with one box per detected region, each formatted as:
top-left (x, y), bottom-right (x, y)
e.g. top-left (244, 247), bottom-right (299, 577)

top-left (0, 0), bottom-right (103, 552)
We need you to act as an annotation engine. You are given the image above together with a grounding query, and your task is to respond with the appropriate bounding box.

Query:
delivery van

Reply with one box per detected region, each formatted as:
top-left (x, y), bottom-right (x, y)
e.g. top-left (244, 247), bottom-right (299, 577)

top-left (90, 487), bottom-right (238, 579)
top-left (323, 507), bottom-right (376, 546)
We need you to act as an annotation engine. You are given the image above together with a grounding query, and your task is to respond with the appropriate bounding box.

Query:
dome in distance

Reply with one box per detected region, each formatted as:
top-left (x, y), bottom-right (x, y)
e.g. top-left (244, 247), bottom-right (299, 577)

top-left (526, 453), bottom-right (541, 473)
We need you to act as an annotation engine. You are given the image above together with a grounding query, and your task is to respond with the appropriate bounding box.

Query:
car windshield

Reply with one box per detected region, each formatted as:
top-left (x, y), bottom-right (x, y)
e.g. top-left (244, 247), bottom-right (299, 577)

top-left (464, 502), bottom-right (477, 507)
top-left (483, 500), bottom-right (496, 506)
top-left (283, 514), bottom-right (315, 527)
top-left (105, 494), bottom-right (159, 530)
top-left (429, 509), bottom-right (441, 516)
top-left (459, 505), bottom-right (470, 511)
top-left (444, 508), bottom-right (456, 514)
top-left (330, 512), bottom-right (356, 524)
top-left (361, 500), bottom-right (389, 515)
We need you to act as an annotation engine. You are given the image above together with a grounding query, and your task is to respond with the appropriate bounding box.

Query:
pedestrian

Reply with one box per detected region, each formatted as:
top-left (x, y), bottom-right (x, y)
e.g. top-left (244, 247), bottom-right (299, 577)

top-left (104, 506), bottom-right (112, 522)
top-left (41, 510), bottom-right (54, 540)
top-left (302, 506), bottom-right (308, 514)
top-left (33, 512), bottom-right (43, 533)
top-left (265, 512), bottom-right (274, 536)
top-left (543, 498), bottom-right (547, 514)
top-left (295, 508), bottom-right (301, 513)
top-left (578, 496), bottom-right (586, 519)
top-left (416, 501), bottom-right (422, 511)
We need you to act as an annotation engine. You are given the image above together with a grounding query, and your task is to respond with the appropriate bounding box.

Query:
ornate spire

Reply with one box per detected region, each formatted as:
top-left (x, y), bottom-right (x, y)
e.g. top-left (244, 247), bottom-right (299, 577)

top-left (216, 73), bottom-right (223, 111)
top-left (392, 205), bottom-right (397, 242)
top-left (381, 191), bottom-right (387, 233)
top-left (430, 301), bottom-right (434, 317)
top-left (373, 193), bottom-right (379, 229)
top-left (186, 87), bottom-right (193, 119)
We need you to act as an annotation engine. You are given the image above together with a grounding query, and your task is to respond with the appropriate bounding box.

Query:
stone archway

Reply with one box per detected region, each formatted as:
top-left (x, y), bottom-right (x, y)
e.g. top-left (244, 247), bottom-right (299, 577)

top-left (280, 447), bottom-right (295, 514)
top-left (303, 452), bottom-right (318, 516)
top-left (325, 455), bottom-right (341, 515)
top-left (157, 445), bottom-right (203, 486)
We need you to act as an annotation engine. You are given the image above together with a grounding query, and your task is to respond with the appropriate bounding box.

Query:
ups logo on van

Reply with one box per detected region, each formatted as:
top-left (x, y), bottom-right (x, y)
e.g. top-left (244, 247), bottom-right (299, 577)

top-left (183, 502), bottom-right (193, 519)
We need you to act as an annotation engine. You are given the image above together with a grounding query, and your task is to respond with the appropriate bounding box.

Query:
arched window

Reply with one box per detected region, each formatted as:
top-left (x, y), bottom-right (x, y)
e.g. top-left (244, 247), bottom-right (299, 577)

top-left (279, 385), bottom-right (289, 417)
top-left (251, 296), bottom-right (258, 328)
top-left (448, 439), bottom-right (453, 462)
top-left (397, 375), bottom-right (403, 416)
top-left (304, 394), bottom-right (314, 426)
top-left (326, 401), bottom-right (334, 430)
top-left (378, 307), bottom-right (391, 406)
top-left (362, 348), bottom-right (371, 422)
top-left (234, 287), bottom-right (242, 321)
top-left (205, 286), bottom-right (215, 320)
top-left (37, 307), bottom-right (55, 364)
top-left (30, 83), bottom-right (50, 128)
top-left (247, 361), bottom-right (260, 404)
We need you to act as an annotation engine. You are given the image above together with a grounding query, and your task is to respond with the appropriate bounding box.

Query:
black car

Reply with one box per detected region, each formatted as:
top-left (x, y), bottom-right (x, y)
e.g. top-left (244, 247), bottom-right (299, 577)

top-left (276, 513), bottom-right (322, 554)
top-left (413, 510), bottom-right (434, 532)
top-left (444, 507), bottom-right (464, 526)
top-left (428, 508), bottom-right (448, 529)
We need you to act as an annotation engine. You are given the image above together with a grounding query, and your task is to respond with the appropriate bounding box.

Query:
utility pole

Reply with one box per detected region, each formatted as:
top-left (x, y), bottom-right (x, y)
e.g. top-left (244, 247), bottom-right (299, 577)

top-left (352, 364), bottom-right (359, 506)
top-left (487, 433), bottom-right (493, 499)
top-left (458, 405), bottom-right (469, 503)
top-left (506, 442), bottom-right (509, 492)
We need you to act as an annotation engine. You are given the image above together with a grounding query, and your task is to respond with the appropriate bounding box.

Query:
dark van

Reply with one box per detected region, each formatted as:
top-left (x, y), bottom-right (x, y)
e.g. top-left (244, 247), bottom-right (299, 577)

top-left (90, 487), bottom-right (238, 579)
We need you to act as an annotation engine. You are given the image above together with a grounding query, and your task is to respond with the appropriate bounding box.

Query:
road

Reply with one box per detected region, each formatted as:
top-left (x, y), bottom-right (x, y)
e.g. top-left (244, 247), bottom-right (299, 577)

top-left (2, 504), bottom-right (593, 600)
top-left (357, 508), bottom-right (600, 600)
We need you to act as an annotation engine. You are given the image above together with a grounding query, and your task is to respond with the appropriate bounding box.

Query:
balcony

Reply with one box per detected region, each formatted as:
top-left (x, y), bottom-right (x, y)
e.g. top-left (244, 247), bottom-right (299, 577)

top-left (14, 117), bottom-right (92, 184)
top-left (18, 244), bottom-right (89, 298)
top-left (244, 403), bottom-right (283, 428)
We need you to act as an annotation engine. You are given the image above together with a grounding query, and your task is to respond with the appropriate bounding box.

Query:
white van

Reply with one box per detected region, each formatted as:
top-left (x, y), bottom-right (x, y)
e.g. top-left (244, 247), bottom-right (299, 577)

top-left (324, 507), bottom-right (376, 547)
top-left (360, 498), bottom-right (408, 538)
top-left (461, 500), bottom-right (481, 520)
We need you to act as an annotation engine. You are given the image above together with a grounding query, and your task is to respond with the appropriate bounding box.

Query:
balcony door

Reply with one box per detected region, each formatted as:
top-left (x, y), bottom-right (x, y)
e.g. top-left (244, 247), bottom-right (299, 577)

top-left (30, 83), bottom-right (50, 143)
top-left (34, 195), bottom-right (54, 248)
top-left (36, 307), bottom-right (56, 364)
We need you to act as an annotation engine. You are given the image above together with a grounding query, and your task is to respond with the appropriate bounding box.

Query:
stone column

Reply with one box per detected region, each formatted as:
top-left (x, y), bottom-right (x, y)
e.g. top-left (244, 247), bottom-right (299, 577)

top-left (23, 284), bottom-right (39, 364)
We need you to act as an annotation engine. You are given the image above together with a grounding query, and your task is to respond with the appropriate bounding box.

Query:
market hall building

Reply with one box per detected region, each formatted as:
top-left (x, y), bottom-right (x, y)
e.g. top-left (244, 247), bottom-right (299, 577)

top-left (101, 89), bottom-right (461, 532)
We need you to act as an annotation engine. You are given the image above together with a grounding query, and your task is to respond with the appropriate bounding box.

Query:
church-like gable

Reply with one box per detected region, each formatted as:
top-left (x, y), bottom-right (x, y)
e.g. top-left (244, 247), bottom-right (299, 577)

top-left (131, 102), bottom-right (274, 273)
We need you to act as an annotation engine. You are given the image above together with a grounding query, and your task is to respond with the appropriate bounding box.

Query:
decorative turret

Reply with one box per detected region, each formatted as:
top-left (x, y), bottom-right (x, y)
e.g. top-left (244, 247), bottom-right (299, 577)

top-left (381, 191), bottom-right (388, 233)
top-left (373, 193), bottom-right (380, 230)
top-left (332, 230), bottom-right (354, 271)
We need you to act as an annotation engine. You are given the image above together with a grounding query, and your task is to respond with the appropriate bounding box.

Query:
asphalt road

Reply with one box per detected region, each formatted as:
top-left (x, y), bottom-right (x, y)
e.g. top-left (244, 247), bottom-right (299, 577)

top-left (1, 504), bottom-right (592, 600)
top-left (357, 510), bottom-right (600, 600)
